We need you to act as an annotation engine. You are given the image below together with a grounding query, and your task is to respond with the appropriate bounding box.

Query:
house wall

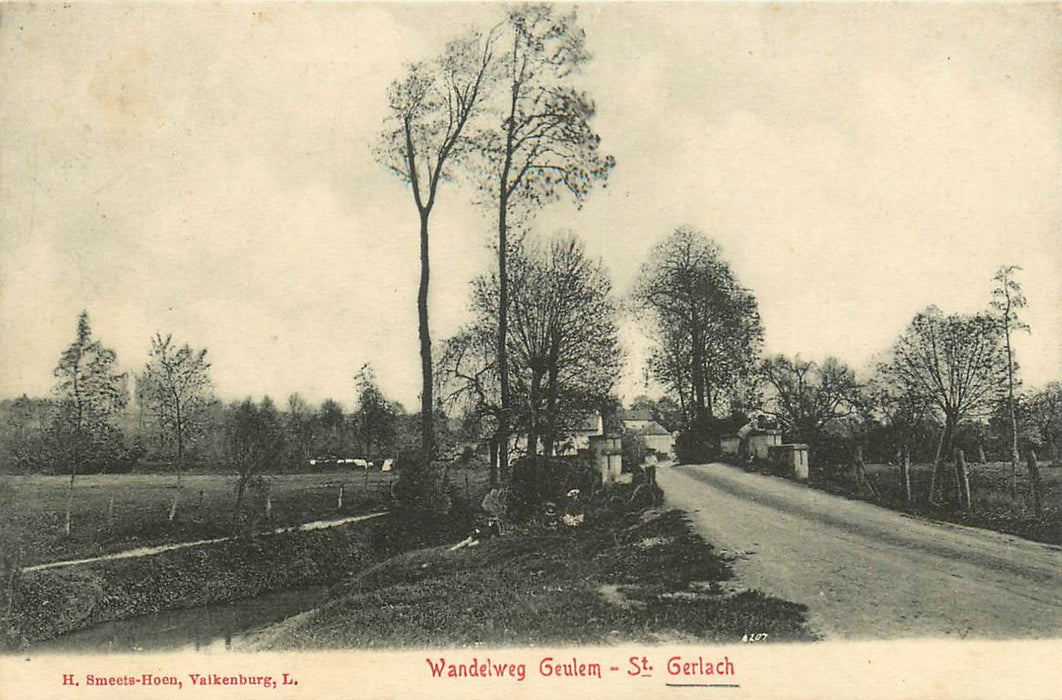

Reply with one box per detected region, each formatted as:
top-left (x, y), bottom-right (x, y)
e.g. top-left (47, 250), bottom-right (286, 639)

top-left (643, 433), bottom-right (674, 455)
top-left (748, 431), bottom-right (782, 459)
top-left (768, 443), bottom-right (809, 481)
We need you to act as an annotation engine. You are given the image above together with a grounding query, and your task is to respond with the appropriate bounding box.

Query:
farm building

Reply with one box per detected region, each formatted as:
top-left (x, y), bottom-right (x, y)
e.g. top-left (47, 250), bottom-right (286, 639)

top-left (556, 413), bottom-right (604, 456)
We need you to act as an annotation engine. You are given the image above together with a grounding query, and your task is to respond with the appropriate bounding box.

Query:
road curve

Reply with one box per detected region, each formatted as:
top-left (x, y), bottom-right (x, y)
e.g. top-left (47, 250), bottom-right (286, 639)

top-left (657, 462), bottom-right (1062, 640)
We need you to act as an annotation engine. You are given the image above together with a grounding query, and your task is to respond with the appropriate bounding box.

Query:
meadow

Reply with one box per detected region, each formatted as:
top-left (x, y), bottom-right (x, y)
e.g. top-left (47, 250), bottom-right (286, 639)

top-left (1, 467), bottom-right (490, 568)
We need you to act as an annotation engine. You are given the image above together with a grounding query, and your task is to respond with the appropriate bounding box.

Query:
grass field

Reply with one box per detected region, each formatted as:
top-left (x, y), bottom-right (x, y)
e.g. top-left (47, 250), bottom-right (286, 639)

top-left (1, 467), bottom-right (490, 567)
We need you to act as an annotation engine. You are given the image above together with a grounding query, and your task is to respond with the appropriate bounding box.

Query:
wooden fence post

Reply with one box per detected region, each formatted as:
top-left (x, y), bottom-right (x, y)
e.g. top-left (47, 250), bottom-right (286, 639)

top-left (106, 495), bottom-right (114, 526)
top-left (337, 484), bottom-right (344, 510)
top-left (852, 445), bottom-right (878, 499)
top-left (954, 447), bottom-right (971, 511)
top-left (1026, 451), bottom-right (1043, 517)
top-left (901, 443), bottom-right (912, 504)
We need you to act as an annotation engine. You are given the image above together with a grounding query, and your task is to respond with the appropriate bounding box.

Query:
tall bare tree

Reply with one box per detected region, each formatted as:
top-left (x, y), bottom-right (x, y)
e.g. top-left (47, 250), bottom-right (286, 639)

top-left (990, 265), bottom-right (1029, 493)
top-left (141, 333), bottom-right (213, 521)
top-left (53, 311), bottom-right (128, 535)
top-left (472, 5), bottom-right (614, 481)
top-left (882, 307), bottom-right (1008, 504)
top-left (632, 227), bottom-right (763, 427)
top-left (375, 29), bottom-right (497, 462)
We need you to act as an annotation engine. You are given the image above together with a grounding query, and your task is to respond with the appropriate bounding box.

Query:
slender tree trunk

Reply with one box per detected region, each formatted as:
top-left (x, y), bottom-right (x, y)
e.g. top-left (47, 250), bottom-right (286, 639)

top-left (929, 424), bottom-right (946, 504)
top-left (169, 410), bottom-right (183, 522)
top-left (977, 444), bottom-right (987, 464)
top-left (1004, 319), bottom-right (1019, 495)
top-left (901, 442), bottom-right (912, 503)
top-left (931, 419), bottom-right (958, 505)
top-left (527, 369), bottom-right (544, 457)
top-left (690, 331), bottom-right (706, 423)
top-left (1025, 450), bottom-right (1043, 517)
top-left (417, 211), bottom-right (435, 462)
top-left (496, 189), bottom-right (511, 485)
top-left (544, 337), bottom-right (560, 456)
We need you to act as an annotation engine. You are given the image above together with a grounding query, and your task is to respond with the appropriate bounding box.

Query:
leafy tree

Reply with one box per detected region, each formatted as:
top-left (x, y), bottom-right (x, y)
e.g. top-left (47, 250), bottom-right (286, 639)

top-left (375, 28), bottom-right (497, 463)
top-left (141, 332), bottom-right (213, 520)
top-left (354, 364), bottom-right (399, 460)
top-left (440, 233), bottom-right (621, 468)
top-left (227, 397), bottom-right (284, 535)
top-left (881, 307), bottom-right (1008, 504)
top-left (759, 355), bottom-right (860, 447)
top-left (471, 4), bottom-right (614, 480)
top-left (1026, 383), bottom-right (1062, 466)
top-left (0, 395), bottom-right (52, 472)
top-left (317, 399), bottom-right (346, 457)
top-left (52, 311), bottom-right (128, 535)
top-left (628, 395), bottom-right (685, 433)
top-left (284, 393), bottom-right (316, 469)
top-left (990, 265), bottom-right (1030, 492)
top-left (632, 227), bottom-right (764, 426)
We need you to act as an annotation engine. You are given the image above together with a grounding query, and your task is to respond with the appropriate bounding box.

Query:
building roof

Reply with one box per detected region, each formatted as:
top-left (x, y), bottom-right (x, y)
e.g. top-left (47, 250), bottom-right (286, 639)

top-left (573, 413), bottom-right (602, 432)
top-left (633, 420), bottom-right (671, 437)
top-left (619, 408), bottom-right (654, 422)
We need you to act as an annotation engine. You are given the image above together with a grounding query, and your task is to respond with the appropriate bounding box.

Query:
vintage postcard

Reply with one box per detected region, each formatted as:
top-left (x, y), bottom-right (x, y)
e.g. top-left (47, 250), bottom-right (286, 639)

top-left (1, 2), bottom-right (1059, 698)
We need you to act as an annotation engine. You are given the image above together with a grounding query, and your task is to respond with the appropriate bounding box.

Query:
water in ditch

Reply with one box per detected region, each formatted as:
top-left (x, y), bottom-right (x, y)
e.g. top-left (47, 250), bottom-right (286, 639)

top-left (28, 585), bottom-right (330, 654)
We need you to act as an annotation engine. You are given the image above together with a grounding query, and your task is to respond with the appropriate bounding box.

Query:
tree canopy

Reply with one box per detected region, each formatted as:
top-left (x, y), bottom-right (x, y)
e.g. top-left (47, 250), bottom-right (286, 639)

top-left (632, 227), bottom-right (763, 425)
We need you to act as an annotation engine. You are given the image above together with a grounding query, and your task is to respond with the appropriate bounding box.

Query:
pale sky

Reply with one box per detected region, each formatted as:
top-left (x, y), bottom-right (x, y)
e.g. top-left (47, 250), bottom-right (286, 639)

top-left (2, 3), bottom-right (1059, 411)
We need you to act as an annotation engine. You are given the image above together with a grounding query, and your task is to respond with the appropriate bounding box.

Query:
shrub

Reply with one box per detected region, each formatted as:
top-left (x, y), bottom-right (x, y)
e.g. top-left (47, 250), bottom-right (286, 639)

top-left (621, 431), bottom-right (649, 470)
top-left (509, 455), bottom-right (599, 521)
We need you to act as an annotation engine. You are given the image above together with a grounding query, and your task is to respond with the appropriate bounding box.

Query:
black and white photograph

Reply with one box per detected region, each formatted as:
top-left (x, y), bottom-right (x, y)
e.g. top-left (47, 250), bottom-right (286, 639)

top-left (0, 2), bottom-right (1059, 698)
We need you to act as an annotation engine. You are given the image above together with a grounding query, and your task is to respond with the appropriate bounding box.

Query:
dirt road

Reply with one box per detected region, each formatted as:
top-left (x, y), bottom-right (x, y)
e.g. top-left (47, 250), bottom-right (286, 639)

top-left (657, 463), bottom-right (1062, 639)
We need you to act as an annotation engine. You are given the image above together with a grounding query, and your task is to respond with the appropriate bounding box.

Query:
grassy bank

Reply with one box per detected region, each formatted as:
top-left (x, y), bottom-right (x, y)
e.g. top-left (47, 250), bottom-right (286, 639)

top-left (248, 503), bottom-right (815, 649)
top-left (6, 519), bottom-right (386, 647)
top-left (860, 460), bottom-right (1062, 545)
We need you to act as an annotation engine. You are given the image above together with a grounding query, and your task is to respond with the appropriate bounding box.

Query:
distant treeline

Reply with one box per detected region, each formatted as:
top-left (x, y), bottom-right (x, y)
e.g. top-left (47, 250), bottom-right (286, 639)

top-left (0, 381), bottom-right (467, 476)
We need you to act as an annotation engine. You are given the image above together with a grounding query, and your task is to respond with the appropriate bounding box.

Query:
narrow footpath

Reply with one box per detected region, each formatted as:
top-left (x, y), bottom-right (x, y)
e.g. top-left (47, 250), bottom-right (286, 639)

top-left (23, 511), bottom-right (388, 572)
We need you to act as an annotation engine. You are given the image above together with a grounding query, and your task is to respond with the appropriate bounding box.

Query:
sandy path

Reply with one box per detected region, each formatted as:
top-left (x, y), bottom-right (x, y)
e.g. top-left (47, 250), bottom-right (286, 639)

top-left (23, 511), bottom-right (388, 572)
top-left (657, 463), bottom-right (1062, 640)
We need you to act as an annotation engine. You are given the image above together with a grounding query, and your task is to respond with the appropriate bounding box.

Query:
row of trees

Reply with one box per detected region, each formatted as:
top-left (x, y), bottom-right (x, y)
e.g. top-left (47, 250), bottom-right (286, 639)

top-left (0, 312), bottom-right (419, 526)
top-left (630, 227), bottom-right (1057, 511)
